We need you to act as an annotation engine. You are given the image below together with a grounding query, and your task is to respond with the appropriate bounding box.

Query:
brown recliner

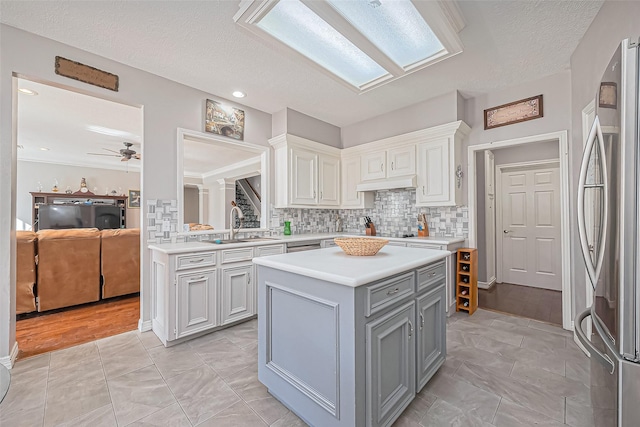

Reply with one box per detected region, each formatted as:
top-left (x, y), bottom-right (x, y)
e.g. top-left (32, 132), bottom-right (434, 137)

top-left (36, 228), bottom-right (101, 311)
top-left (101, 228), bottom-right (140, 298)
top-left (16, 231), bottom-right (37, 314)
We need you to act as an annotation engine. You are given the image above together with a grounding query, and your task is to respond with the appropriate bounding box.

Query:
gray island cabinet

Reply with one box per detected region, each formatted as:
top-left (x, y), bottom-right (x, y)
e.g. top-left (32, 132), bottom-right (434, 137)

top-left (253, 246), bottom-right (448, 427)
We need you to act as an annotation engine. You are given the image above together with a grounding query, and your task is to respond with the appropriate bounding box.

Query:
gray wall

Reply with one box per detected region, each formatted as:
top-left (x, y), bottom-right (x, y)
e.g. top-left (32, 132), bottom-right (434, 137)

top-left (340, 91), bottom-right (463, 148)
top-left (569, 0), bottom-right (640, 315)
top-left (462, 71), bottom-right (571, 205)
top-left (475, 140), bottom-right (560, 282)
top-left (271, 108), bottom-right (287, 137)
top-left (16, 160), bottom-right (142, 230)
top-left (0, 24), bottom-right (272, 360)
top-left (286, 108), bottom-right (341, 148)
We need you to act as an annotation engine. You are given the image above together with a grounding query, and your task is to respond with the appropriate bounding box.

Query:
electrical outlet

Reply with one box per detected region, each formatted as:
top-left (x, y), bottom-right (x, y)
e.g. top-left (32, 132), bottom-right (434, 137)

top-left (162, 220), bottom-right (171, 232)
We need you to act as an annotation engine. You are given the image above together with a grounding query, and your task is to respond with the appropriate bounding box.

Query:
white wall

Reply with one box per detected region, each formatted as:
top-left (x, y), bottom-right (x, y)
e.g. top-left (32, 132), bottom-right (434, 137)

top-left (0, 24), bottom-right (272, 363)
top-left (569, 0), bottom-right (640, 315)
top-left (17, 160), bottom-right (141, 229)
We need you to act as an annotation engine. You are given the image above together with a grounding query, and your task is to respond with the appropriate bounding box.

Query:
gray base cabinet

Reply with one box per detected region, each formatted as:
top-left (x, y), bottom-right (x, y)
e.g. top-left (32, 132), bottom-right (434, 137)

top-left (220, 262), bottom-right (253, 326)
top-left (366, 301), bottom-right (416, 427)
top-left (257, 259), bottom-right (447, 427)
top-left (416, 285), bottom-right (446, 392)
top-left (176, 269), bottom-right (217, 339)
top-left (150, 243), bottom-right (284, 346)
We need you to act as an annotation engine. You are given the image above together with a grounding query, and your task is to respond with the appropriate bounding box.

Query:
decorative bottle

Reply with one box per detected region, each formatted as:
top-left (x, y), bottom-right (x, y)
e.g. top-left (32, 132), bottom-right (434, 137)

top-left (284, 221), bottom-right (291, 235)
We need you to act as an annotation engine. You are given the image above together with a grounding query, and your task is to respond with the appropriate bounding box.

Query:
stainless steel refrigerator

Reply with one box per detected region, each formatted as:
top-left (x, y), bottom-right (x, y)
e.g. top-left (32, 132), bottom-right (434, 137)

top-left (575, 37), bottom-right (640, 426)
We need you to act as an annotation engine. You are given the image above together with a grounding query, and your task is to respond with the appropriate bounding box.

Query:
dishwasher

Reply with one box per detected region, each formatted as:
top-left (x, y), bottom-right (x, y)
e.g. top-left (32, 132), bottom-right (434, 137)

top-left (285, 240), bottom-right (321, 253)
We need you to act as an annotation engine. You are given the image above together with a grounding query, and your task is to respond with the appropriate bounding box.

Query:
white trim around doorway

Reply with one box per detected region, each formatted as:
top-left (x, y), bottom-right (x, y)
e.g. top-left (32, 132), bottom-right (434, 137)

top-left (467, 131), bottom-right (572, 330)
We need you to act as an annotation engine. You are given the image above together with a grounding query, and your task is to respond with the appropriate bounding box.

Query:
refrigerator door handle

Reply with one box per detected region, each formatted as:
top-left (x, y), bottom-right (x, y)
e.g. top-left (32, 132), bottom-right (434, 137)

top-left (575, 308), bottom-right (615, 374)
top-left (577, 116), bottom-right (609, 287)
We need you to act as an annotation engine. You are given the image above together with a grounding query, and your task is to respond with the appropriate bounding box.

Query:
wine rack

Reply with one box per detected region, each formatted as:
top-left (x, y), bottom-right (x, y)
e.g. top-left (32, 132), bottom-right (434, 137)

top-left (456, 248), bottom-right (477, 315)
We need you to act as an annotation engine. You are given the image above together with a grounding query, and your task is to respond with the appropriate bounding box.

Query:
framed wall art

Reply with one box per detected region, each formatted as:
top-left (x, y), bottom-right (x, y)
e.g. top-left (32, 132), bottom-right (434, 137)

top-left (205, 99), bottom-right (245, 140)
top-left (128, 190), bottom-right (140, 208)
top-left (484, 95), bottom-right (543, 130)
top-left (598, 82), bottom-right (617, 109)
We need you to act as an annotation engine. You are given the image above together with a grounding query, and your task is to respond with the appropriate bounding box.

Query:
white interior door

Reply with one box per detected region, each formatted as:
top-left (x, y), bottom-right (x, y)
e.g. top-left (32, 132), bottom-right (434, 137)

top-left (499, 165), bottom-right (562, 290)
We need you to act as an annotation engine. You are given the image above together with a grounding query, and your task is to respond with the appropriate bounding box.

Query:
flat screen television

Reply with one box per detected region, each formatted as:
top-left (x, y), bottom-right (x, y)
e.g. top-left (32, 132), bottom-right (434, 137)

top-left (38, 204), bottom-right (123, 230)
top-left (94, 205), bottom-right (121, 230)
top-left (38, 205), bottom-right (93, 229)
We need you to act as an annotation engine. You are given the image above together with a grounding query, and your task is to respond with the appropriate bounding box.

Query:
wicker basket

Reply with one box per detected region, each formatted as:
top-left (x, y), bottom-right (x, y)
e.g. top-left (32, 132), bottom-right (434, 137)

top-left (334, 237), bottom-right (389, 256)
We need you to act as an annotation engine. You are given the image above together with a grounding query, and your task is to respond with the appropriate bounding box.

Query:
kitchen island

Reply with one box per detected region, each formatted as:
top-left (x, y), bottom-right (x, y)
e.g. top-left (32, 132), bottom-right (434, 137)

top-left (253, 245), bottom-right (449, 427)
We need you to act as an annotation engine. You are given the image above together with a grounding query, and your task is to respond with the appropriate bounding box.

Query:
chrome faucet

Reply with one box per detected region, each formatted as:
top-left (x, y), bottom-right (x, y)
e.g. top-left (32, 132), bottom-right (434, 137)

top-left (229, 201), bottom-right (244, 240)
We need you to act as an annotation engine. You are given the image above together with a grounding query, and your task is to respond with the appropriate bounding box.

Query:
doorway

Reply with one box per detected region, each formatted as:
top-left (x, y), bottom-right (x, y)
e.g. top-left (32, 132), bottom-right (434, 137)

top-left (467, 131), bottom-right (572, 330)
top-left (14, 77), bottom-right (144, 359)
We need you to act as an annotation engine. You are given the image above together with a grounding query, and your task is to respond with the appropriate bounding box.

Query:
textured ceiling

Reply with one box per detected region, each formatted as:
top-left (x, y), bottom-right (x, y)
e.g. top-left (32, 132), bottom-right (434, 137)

top-left (1, 1), bottom-right (603, 127)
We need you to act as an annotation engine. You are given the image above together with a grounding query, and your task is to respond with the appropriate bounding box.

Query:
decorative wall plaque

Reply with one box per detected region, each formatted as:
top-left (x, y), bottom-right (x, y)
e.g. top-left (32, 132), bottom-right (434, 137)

top-left (55, 56), bottom-right (119, 92)
top-left (484, 95), bottom-right (543, 130)
top-left (205, 99), bottom-right (245, 140)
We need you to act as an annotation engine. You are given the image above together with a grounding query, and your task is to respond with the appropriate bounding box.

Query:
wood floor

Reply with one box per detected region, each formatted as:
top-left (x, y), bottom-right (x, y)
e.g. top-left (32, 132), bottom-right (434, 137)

top-left (16, 295), bottom-right (140, 360)
top-left (478, 282), bottom-right (563, 325)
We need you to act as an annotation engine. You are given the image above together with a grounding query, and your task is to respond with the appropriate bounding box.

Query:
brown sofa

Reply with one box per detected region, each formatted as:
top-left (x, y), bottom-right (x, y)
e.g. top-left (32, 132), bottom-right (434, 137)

top-left (101, 228), bottom-right (140, 298)
top-left (36, 228), bottom-right (102, 312)
top-left (16, 231), bottom-right (37, 314)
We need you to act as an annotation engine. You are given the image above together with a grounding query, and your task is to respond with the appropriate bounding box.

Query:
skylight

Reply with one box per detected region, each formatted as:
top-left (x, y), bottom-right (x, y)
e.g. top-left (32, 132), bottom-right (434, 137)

top-left (327, 0), bottom-right (445, 69)
top-left (257, 0), bottom-right (388, 87)
top-left (234, 0), bottom-right (465, 92)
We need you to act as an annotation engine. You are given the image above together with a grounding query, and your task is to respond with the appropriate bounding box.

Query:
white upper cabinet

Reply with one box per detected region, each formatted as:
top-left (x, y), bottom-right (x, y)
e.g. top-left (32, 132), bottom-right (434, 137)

top-left (360, 146), bottom-right (416, 182)
top-left (270, 134), bottom-right (341, 208)
top-left (415, 121), bottom-right (469, 206)
top-left (342, 156), bottom-right (374, 209)
top-left (291, 148), bottom-right (318, 205)
top-left (361, 151), bottom-right (387, 181)
top-left (388, 146), bottom-right (416, 178)
top-left (319, 155), bottom-right (340, 206)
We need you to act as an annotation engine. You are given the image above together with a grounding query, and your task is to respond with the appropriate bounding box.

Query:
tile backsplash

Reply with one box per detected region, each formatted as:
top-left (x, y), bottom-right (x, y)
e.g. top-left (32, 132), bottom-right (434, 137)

top-left (271, 188), bottom-right (468, 238)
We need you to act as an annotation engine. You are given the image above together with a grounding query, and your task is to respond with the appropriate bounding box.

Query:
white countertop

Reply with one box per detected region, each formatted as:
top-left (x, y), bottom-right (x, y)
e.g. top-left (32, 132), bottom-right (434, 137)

top-left (148, 233), bottom-right (465, 254)
top-left (252, 245), bottom-right (450, 287)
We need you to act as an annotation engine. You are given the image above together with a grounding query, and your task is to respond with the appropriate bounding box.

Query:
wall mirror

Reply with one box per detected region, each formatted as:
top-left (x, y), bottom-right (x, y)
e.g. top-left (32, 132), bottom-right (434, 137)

top-left (177, 128), bottom-right (270, 233)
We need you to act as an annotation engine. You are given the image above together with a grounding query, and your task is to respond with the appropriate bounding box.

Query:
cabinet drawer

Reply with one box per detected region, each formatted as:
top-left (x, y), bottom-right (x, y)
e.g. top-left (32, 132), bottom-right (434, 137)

top-left (406, 243), bottom-right (446, 250)
top-left (221, 247), bottom-right (254, 264)
top-left (176, 252), bottom-right (216, 271)
top-left (255, 244), bottom-right (285, 257)
top-left (417, 261), bottom-right (446, 293)
top-left (387, 241), bottom-right (407, 247)
top-left (365, 272), bottom-right (415, 317)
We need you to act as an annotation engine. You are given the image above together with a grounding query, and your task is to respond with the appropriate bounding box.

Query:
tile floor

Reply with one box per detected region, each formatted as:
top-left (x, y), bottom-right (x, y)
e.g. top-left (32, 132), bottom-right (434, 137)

top-left (0, 309), bottom-right (606, 427)
top-left (479, 282), bottom-right (563, 325)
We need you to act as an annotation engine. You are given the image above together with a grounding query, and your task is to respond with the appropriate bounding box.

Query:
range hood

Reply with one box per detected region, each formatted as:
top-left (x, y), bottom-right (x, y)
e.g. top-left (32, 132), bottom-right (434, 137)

top-left (356, 175), bottom-right (417, 192)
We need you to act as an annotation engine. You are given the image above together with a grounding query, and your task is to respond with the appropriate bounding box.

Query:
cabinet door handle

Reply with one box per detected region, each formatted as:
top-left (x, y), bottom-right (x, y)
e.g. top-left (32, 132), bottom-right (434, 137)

top-left (430, 272), bottom-right (437, 277)
top-left (320, 191), bottom-right (323, 200)
top-left (190, 258), bottom-right (205, 263)
top-left (387, 287), bottom-right (400, 295)
top-left (380, 163), bottom-right (383, 172)
top-left (422, 186), bottom-right (425, 195)
top-left (189, 276), bottom-right (205, 282)
top-left (391, 162), bottom-right (394, 170)
top-left (408, 321), bottom-right (413, 338)
top-left (314, 190), bottom-right (316, 199)
top-left (247, 273), bottom-right (251, 284)
top-left (420, 313), bottom-right (424, 330)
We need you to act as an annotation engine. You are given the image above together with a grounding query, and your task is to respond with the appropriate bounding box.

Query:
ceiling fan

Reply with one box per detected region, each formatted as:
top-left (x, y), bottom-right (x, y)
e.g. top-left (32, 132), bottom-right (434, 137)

top-left (87, 142), bottom-right (141, 161)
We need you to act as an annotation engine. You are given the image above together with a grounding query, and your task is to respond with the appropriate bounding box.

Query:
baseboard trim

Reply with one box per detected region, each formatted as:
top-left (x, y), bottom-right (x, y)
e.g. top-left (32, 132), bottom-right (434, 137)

top-left (138, 319), bottom-right (152, 332)
top-left (478, 277), bottom-right (496, 290)
top-left (0, 342), bottom-right (19, 369)
top-left (447, 301), bottom-right (456, 316)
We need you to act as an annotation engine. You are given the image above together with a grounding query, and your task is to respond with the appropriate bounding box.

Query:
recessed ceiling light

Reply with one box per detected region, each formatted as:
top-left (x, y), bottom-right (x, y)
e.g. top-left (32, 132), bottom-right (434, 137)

top-left (40, 147), bottom-right (49, 151)
top-left (18, 88), bottom-right (39, 96)
top-left (232, 91), bottom-right (246, 98)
